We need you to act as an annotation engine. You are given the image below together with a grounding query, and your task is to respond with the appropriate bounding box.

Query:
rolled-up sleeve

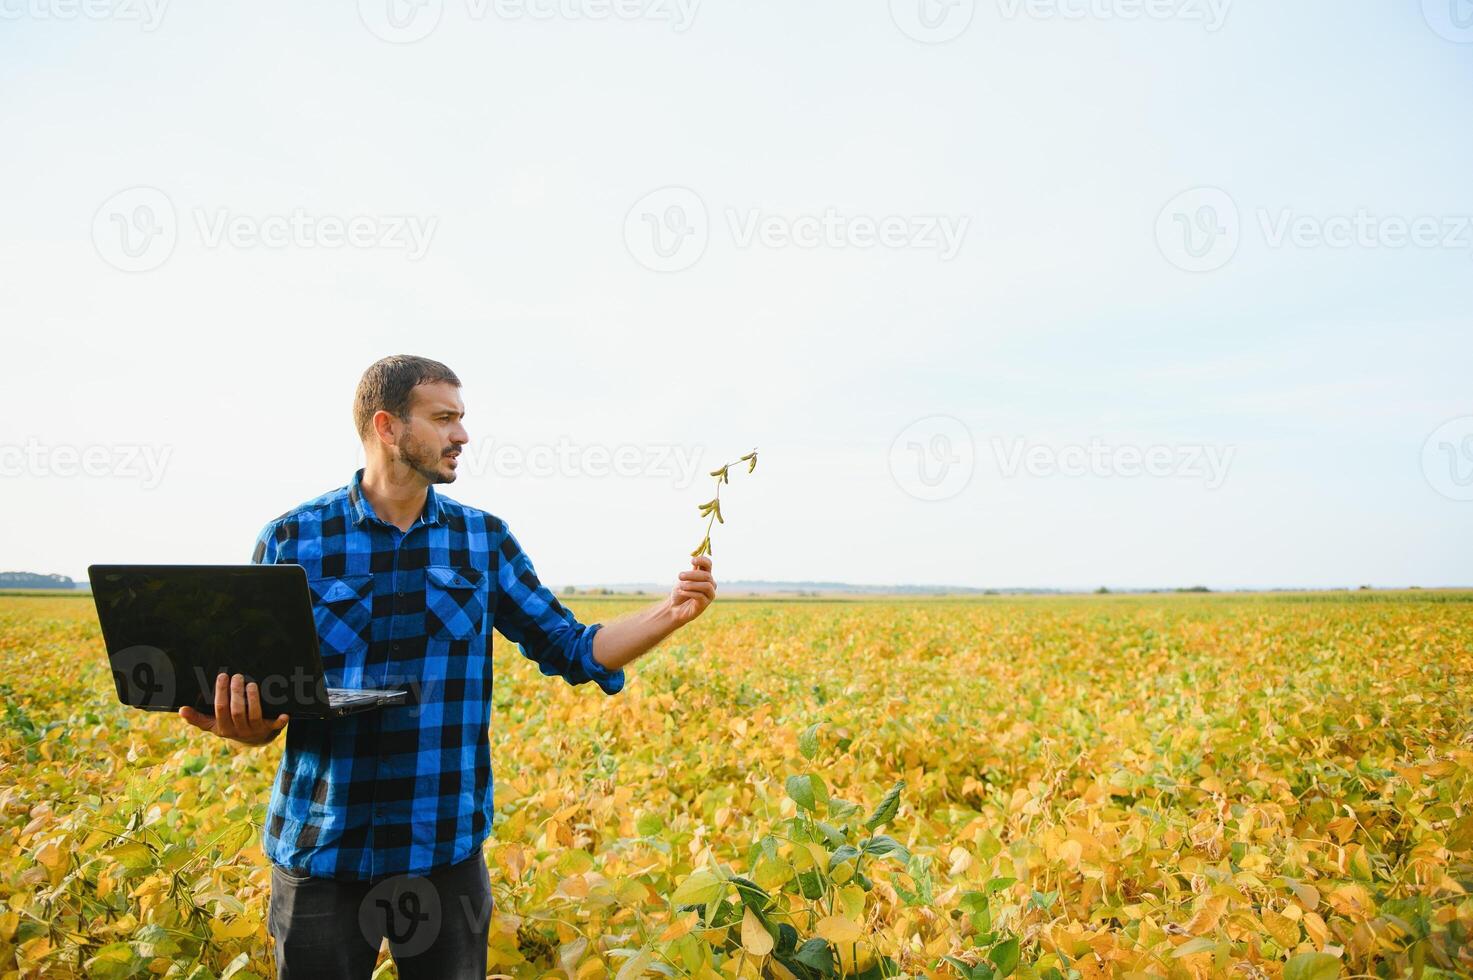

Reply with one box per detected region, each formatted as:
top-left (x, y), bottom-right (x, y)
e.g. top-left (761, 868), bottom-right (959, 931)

top-left (493, 525), bottom-right (625, 696)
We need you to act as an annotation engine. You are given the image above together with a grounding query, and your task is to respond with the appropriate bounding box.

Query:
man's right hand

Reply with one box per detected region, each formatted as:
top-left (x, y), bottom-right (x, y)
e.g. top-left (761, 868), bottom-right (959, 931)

top-left (180, 672), bottom-right (290, 746)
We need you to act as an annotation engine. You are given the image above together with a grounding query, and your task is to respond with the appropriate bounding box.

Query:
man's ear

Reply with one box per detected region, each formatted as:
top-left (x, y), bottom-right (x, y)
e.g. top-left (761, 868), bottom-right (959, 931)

top-left (371, 409), bottom-right (401, 448)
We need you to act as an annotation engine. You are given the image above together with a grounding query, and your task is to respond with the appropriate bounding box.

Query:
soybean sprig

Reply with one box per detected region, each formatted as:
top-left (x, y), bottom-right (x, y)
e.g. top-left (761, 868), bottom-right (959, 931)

top-left (691, 449), bottom-right (757, 558)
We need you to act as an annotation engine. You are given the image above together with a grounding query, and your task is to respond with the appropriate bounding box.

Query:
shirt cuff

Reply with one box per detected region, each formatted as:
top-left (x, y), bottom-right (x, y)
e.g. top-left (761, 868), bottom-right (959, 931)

top-left (576, 623), bottom-right (625, 695)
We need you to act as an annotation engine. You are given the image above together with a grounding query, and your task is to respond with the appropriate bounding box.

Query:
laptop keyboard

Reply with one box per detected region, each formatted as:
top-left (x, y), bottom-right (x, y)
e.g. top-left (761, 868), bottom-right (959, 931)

top-left (326, 688), bottom-right (385, 705)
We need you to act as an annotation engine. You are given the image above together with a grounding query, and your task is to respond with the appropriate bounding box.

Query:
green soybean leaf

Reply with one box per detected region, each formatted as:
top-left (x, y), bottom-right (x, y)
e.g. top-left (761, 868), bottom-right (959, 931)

top-left (988, 937), bottom-right (1020, 978)
top-left (861, 834), bottom-right (911, 864)
top-left (865, 780), bottom-right (904, 830)
top-left (828, 844), bottom-right (861, 870)
top-left (786, 773), bottom-right (827, 812)
top-left (799, 722), bottom-right (822, 760)
top-left (1284, 952), bottom-right (1342, 980)
top-left (794, 938), bottom-right (833, 974)
top-left (815, 821), bottom-right (847, 848)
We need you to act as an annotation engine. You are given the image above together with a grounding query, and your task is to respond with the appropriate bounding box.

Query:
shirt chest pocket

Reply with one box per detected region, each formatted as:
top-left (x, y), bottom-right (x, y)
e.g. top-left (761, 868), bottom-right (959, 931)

top-left (307, 574), bottom-right (374, 666)
top-left (425, 566), bottom-right (489, 640)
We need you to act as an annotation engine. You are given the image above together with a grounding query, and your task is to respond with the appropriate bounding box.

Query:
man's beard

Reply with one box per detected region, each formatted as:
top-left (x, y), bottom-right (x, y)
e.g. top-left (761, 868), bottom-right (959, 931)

top-left (394, 432), bottom-right (456, 484)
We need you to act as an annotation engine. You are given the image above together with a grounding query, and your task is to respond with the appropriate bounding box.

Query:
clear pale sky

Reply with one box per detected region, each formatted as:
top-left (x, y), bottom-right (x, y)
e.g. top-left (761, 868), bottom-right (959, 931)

top-left (2, 0), bottom-right (1470, 590)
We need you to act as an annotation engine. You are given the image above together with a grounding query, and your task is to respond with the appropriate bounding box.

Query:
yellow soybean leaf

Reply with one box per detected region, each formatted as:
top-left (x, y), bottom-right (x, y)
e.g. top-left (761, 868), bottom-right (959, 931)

top-left (816, 915), bottom-right (862, 944)
top-left (659, 911), bottom-right (699, 942)
top-left (128, 875), bottom-right (168, 900)
top-left (614, 949), bottom-right (654, 980)
top-left (1261, 909), bottom-right (1300, 949)
top-left (1284, 878), bottom-right (1319, 910)
top-left (210, 916), bottom-right (257, 940)
top-left (741, 907), bottom-right (774, 956)
top-left (33, 840), bottom-right (64, 871)
top-left (1182, 894), bottom-right (1228, 936)
top-left (753, 856), bottom-right (792, 891)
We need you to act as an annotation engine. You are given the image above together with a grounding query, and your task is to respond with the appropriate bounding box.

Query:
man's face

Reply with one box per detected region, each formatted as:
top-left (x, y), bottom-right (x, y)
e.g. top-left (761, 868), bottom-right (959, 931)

top-left (387, 382), bottom-right (468, 485)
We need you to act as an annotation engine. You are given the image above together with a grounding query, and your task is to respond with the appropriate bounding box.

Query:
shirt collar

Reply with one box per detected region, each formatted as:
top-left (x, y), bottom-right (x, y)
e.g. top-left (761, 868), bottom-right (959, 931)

top-left (347, 468), bottom-right (445, 529)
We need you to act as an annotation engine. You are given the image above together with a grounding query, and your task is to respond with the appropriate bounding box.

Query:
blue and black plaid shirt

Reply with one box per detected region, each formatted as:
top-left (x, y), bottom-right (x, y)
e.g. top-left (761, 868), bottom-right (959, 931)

top-left (251, 468), bottom-right (625, 880)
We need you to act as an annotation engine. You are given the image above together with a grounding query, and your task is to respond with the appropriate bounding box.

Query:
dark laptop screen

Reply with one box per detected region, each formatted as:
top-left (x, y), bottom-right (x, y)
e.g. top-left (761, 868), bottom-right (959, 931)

top-left (88, 565), bottom-right (325, 715)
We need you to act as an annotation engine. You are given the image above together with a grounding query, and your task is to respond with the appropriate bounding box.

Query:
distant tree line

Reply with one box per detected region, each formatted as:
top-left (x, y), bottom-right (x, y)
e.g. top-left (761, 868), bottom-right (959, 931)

top-left (0, 572), bottom-right (76, 590)
top-left (562, 587), bottom-right (645, 596)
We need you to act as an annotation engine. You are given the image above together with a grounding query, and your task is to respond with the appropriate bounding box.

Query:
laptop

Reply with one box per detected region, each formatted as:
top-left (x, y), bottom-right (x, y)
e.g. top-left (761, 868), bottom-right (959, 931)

top-left (88, 564), bottom-right (408, 719)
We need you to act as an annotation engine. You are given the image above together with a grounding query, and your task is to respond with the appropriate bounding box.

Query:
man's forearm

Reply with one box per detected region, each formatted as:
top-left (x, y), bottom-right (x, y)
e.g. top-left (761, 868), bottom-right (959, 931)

top-left (590, 597), bottom-right (683, 671)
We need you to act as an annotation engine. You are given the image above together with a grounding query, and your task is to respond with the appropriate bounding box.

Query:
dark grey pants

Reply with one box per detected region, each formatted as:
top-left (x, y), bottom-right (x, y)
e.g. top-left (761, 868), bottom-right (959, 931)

top-left (267, 850), bottom-right (493, 980)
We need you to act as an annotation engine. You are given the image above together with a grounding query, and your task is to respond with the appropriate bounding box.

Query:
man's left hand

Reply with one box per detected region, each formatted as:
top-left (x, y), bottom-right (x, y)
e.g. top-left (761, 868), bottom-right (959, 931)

top-left (668, 555), bottom-right (716, 626)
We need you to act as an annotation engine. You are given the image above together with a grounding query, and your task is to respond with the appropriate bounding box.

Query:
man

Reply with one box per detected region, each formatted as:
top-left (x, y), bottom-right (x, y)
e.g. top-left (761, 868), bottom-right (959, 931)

top-left (179, 355), bottom-right (716, 979)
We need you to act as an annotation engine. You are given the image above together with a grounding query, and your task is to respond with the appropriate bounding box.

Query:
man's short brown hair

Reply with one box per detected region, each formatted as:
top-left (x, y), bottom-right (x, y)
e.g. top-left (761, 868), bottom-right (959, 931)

top-left (353, 355), bottom-right (461, 440)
